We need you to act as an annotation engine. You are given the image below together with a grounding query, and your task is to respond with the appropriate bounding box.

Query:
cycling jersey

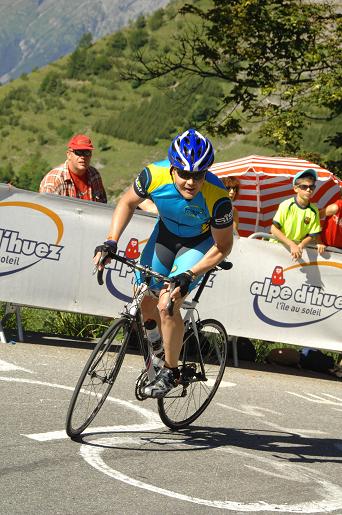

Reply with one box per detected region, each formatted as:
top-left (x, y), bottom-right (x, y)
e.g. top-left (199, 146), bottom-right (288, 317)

top-left (134, 160), bottom-right (233, 237)
top-left (138, 220), bottom-right (214, 292)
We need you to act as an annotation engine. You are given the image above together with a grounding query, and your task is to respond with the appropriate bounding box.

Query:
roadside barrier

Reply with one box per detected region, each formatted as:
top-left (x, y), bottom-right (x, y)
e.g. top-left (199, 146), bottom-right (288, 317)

top-left (0, 184), bottom-right (341, 356)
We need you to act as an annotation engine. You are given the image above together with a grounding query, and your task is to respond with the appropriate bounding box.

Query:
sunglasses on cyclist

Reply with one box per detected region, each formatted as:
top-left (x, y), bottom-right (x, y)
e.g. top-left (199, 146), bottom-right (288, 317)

top-left (71, 149), bottom-right (92, 157)
top-left (175, 168), bottom-right (207, 181)
top-left (296, 183), bottom-right (316, 191)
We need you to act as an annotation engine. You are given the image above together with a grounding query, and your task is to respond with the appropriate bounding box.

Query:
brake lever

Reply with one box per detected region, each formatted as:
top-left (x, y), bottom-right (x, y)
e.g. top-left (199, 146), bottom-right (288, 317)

top-left (166, 281), bottom-right (176, 316)
top-left (94, 250), bottom-right (109, 286)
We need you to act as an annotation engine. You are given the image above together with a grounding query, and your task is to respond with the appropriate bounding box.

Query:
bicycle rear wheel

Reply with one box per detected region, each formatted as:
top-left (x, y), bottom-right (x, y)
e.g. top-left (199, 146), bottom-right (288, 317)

top-left (158, 318), bottom-right (228, 430)
top-left (66, 317), bottom-right (131, 438)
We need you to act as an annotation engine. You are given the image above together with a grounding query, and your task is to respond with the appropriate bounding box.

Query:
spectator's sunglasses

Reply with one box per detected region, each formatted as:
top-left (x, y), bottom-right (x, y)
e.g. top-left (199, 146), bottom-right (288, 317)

top-left (227, 185), bottom-right (238, 192)
top-left (71, 149), bottom-right (92, 157)
top-left (174, 168), bottom-right (207, 181)
top-left (296, 183), bottom-right (316, 191)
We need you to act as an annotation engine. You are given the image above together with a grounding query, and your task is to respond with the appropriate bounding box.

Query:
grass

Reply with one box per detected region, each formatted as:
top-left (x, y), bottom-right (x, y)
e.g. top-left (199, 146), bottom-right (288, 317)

top-left (1, 303), bottom-right (340, 368)
top-left (0, 303), bottom-right (111, 340)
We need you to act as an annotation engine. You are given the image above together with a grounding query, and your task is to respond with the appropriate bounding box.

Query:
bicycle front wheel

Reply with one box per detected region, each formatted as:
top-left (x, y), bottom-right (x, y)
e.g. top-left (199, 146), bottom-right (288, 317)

top-left (66, 317), bottom-right (131, 438)
top-left (158, 318), bottom-right (228, 430)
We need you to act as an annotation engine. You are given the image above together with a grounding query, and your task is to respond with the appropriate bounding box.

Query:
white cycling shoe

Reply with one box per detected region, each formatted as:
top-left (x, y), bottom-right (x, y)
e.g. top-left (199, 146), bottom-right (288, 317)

top-left (142, 368), bottom-right (176, 399)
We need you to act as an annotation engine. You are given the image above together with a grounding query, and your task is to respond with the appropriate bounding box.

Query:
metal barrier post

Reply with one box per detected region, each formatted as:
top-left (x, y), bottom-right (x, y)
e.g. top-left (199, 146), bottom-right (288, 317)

top-left (15, 305), bottom-right (24, 342)
top-left (231, 335), bottom-right (239, 367)
top-left (228, 335), bottom-right (239, 367)
top-left (0, 319), bottom-right (7, 343)
top-left (0, 303), bottom-right (24, 343)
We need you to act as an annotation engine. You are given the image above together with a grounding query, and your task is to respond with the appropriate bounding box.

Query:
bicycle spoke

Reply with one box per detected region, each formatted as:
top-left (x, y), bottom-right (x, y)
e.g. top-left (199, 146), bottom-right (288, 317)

top-left (158, 319), bottom-right (228, 430)
top-left (66, 318), bottom-right (130, 437)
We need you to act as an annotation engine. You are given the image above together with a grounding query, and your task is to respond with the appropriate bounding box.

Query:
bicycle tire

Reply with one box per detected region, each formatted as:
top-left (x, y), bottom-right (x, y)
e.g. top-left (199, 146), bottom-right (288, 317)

top-left (158, 318), bottom-right (228, 430)
top-left (66, 317), bottom-right (131, 438)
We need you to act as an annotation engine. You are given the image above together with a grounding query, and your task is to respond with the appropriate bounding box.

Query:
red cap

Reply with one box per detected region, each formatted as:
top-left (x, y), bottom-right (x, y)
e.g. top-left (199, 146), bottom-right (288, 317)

top-left (67, 134), bottom-right (94, 150)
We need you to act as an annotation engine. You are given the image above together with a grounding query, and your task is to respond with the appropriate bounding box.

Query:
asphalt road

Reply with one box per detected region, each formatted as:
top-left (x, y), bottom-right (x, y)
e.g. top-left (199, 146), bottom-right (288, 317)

top-left (0, 336), bottom-right (341, 515)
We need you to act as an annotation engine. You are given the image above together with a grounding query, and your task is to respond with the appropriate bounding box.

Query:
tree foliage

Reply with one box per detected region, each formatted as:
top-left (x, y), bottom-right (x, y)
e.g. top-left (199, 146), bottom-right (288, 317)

top-left (39, 72), bottom-right (66, 96)
top-left (123, 0), bottom-right (342, 156)
top-left (109, 31), bottom-right (127, 54)
top-left (95, 77), bottom-right (223, 145)
top-left (66, 32), bottom-right (95, 78)
top-left (15, 152), bottom-right (50, 190)
top-left (128, 28), bottom-right (149, 51)
top-left (148, 8), bottom-right (164, 31)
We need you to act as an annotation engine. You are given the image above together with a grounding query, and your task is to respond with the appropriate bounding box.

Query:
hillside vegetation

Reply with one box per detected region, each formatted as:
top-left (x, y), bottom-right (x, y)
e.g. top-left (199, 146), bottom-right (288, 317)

top-left (0, 0), bottom-right (340, 201)
top-left (0, 0), bottom-right (170, 82)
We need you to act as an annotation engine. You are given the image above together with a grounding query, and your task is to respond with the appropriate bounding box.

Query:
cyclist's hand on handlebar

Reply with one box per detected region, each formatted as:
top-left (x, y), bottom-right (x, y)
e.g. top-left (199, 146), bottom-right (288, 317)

top-left (170, 271), bottom-right (193, 298)
top-left (93, 240), bottom-right (117, 270)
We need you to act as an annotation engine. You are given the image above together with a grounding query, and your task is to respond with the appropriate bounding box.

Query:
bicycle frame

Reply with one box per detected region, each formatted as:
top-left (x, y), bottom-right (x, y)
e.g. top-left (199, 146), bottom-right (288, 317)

top-left (66, 254), bottom-right (232, 436)
top-left (119, 265), bottom-right (215, 389)
top-left (96, 251), bottom-right (231, 389)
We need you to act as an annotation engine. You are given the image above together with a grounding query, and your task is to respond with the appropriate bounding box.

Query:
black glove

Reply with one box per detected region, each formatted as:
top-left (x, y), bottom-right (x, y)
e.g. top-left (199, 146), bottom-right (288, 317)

top-left (94, 240), bottom-right (117, 258)
top-left (171, 271), bottom-right (194, 297)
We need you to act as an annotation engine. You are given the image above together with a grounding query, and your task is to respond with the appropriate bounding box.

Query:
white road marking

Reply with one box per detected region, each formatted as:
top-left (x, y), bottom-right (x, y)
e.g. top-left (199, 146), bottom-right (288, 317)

top-left (80, 435), bottom-right (342, 513)
top-left (323, 394), bottom-right (342, 402)
top-left (0, 359), bottom-right (33, 373)
top-left (217, 403), bottom-right (327, 437)
top-left (4, 375), bottom-right (342, 512)
top-left (25, 422), bottom-right (162, 442)
top-left (216, 403), bottom-right (281, 417)
top-left (0, 376), bottom-right (162, 440)
top-left (211, 379), bottom-right (236, 388)
top-left (287, 392), bottom-right (342, 406)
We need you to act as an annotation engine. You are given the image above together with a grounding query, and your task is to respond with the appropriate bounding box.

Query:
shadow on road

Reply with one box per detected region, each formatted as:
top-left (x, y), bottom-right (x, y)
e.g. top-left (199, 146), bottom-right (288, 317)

top-left (76, 425), bottom-right (342, 464)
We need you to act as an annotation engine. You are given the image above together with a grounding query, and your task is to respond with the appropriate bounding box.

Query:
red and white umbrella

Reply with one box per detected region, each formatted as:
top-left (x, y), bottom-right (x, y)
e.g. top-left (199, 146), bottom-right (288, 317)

top-left (210, 155), bottom-right (342, 237)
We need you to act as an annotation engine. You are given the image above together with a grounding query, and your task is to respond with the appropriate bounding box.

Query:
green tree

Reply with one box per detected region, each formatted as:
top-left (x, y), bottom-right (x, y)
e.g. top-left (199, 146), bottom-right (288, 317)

top-left (124, 0), bottom-right (342, 156)
top-left (135, 14), bottom-right (146, 29)
top-left (66, 33), bottom-right (93, 79)
top-left (110, 31), bottom-right (127, 53)
top-left (78, 32), bottom-right (93, 49)
top-left (39, 72), bottom-right (66, 96)
top-left (128, 29), bottom-right (149, 51)
top-left (66, 47), bottom-right (87, 79)
top-left (0, 162), bottom-right (14, 184)
top-left (15, 152), bottom-right (50, 191)
top-left (148, 8), bottom-right (164, 31)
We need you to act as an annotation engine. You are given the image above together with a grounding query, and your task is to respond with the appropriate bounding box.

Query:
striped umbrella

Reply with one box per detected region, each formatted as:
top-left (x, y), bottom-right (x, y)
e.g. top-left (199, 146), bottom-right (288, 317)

top-left (210, 155), bottom-right (342, 237)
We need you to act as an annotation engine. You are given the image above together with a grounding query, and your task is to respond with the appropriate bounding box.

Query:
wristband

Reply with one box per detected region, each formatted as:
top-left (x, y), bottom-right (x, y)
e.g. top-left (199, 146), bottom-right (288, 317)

top-left (185, 270), bottom-right (196, 281)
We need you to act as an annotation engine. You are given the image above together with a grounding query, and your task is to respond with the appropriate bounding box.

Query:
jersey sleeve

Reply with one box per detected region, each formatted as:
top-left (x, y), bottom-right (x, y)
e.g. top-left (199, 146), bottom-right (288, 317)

top-left (133, 167), bottom-right (152, 198)
top-left (308, 207), bottom-right (322, 236)
top-left (211, 197), bottom-right (233, 229)
top-left (272, 202), bottom-right (286, 229)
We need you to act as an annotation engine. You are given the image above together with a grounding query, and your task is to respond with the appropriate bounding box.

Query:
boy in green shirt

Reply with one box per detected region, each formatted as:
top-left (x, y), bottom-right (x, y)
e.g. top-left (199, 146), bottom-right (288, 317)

top-left (270, 169), bottom-right (323, 260)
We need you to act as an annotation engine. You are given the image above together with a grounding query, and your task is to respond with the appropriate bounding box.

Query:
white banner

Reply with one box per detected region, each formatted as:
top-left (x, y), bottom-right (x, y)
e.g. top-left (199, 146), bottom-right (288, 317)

top-left (0, 184), bottom-right (341, 352)
top-left (203, 238), bottom-right (342, 352)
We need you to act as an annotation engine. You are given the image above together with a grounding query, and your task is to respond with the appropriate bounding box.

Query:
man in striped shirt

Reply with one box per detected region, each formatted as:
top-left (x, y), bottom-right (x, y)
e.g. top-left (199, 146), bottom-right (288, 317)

top-left (39, 134), bottom-right (107, 203)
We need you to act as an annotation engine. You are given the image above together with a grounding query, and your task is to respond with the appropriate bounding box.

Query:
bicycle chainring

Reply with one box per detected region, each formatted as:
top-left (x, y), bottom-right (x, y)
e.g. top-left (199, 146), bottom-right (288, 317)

top-left (135, 371), bottom-right (150, 401)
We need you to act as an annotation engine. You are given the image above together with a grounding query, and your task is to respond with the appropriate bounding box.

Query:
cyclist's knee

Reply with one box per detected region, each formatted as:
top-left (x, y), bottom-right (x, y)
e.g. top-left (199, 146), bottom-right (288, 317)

top-left (141, 294), bottom-right (158, 319)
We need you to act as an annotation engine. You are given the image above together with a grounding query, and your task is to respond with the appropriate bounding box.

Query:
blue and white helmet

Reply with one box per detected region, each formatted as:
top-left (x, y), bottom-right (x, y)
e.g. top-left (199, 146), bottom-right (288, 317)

top-left (168, 128), bottom-right (215, 172)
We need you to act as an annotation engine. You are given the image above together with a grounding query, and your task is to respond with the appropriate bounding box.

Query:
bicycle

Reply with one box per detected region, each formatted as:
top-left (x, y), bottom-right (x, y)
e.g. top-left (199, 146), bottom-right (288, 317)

top-left (66, 252), bottom-right (232, 437)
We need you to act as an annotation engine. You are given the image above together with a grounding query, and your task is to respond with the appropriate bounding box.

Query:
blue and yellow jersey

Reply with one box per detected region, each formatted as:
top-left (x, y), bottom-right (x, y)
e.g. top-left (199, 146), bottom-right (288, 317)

top-left (134, 160), bottom-right (233, 237)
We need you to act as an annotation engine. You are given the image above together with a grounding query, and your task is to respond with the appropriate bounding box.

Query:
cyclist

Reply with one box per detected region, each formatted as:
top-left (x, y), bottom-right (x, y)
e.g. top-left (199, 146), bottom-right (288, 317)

top-left (94, 128), bottom-right (234, 398)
